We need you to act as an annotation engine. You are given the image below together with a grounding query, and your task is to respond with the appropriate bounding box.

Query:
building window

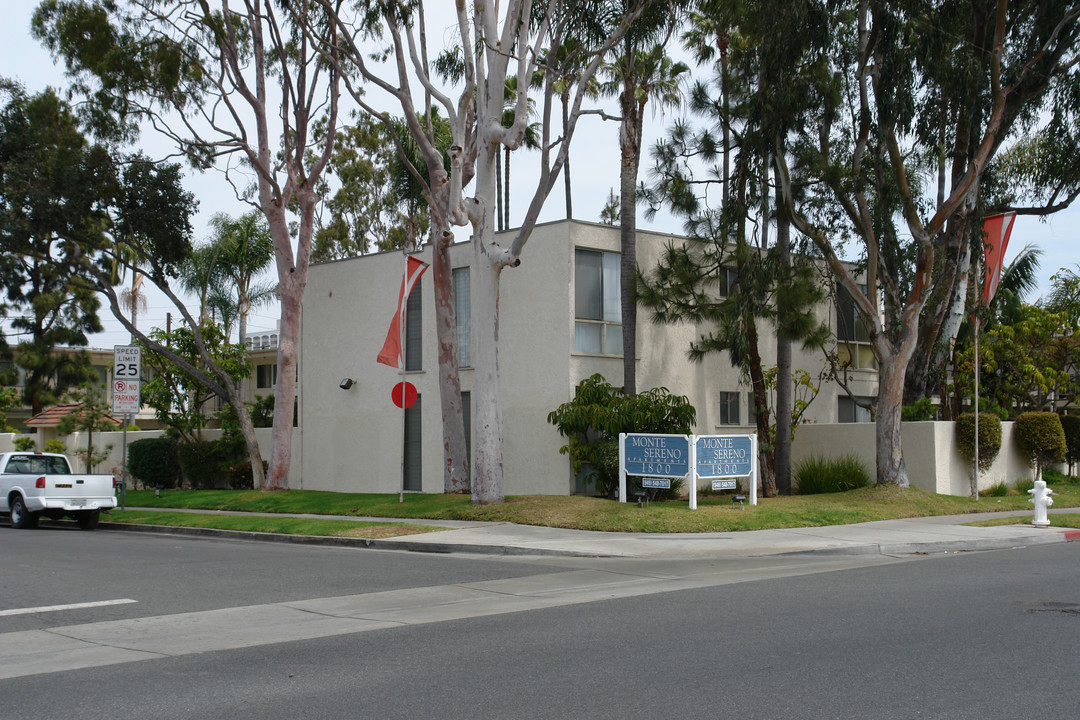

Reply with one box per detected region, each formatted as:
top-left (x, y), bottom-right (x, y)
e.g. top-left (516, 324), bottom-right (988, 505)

top-left (405, 283), bottom-right (422, 372)
top-left (717, 266), bottom-right (739, 298)
top-left (746, 391), bottom-right (757, 427)
top-left (838, 395), bottom-right (874, 423)
top-left (256, 363), bottom-right (277, 389)
top-left (461, 390), bottom-right (471, 481)
top-left (403, 394), bottom-right (422, 490)
top-left (575, 248), bottom-right (622, 355)
top-left (454, 267), bottom-right (471, 367)
top-left (836, 285), bottom-right (877, 370)
top-left (719, 391), bottom-right (740, 425)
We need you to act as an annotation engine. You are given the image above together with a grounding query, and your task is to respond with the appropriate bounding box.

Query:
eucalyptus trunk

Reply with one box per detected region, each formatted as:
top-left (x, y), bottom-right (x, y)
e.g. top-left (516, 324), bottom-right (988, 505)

top-left (773, 172), bottom-right (793, 494)
top-left (432, 233), bottom-right (470, 493)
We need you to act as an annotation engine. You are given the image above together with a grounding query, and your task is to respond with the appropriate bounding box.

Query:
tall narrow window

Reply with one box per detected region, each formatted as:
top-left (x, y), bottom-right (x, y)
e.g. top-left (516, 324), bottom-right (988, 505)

top-left (403, 394), bottom-right (422, 490)
top-left (574, 248), bottom-right (622, 355)
top-left (836, 284), bottom-right (876, 370)
top-left (405, 284), bottom-right (422, 372)
top-left (717, 266), bottom-right (739, 298)
top-left (453, 267), bottom-right (471, 367)
top-left (719, 392), bottom-right (740, 425)
top-left (461, 390), bottom-right (472, 481)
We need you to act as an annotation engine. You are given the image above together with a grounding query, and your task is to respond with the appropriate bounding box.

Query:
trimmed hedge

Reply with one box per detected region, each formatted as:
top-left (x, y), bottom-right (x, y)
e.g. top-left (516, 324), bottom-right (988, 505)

top-left (955, 413), bottom-right (1002, 472)
top-left (177, 440), bottom-right (231, 489)
top-left (1061, 414), bottom-right (1080, 473)
top-left (1014, 412), bottom-right (1067, 467)
top-left (127, 436), bottom-right (180, 489)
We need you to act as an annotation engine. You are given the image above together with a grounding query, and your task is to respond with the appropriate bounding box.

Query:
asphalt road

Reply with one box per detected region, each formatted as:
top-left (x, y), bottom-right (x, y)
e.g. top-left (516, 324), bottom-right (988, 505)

top-left (2, 528), bottom-right (1078, 718)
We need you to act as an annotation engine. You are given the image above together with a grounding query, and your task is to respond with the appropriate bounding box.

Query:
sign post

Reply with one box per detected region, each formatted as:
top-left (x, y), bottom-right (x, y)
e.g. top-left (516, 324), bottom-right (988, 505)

top-left (112, 346), bottom-right (141, 510)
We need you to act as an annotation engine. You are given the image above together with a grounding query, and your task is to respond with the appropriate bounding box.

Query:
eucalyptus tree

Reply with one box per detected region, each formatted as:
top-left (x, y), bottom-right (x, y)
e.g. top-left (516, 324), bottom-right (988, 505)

top-left (770, 0), bottom-right (1080, 486)
top-left (34, 0), bottom-right (343, 490)
top-left (310, 0), bottom-right (648, 503)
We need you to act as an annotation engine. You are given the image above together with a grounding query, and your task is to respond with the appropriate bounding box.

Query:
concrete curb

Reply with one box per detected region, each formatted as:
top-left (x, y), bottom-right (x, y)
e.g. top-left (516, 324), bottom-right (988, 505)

top-left (782, 531), bottom-right (1075, 558)
top-left (96, 522), bottom-right (611, 558)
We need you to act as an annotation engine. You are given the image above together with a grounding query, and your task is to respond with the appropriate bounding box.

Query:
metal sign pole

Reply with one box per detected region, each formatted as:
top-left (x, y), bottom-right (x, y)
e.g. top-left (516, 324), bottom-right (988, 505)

top-left (120, 413), bottom-right (129, 510)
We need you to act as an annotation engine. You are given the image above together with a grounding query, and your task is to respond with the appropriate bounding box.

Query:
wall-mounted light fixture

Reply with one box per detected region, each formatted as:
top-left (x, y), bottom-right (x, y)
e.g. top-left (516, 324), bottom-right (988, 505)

top-left (339, 378), bottom-right (354, 390)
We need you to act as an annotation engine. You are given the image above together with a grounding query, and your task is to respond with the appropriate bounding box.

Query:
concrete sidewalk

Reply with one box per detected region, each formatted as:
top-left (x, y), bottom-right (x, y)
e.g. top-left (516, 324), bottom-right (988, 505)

top-left (104, 508), bottom-right (1080, 559)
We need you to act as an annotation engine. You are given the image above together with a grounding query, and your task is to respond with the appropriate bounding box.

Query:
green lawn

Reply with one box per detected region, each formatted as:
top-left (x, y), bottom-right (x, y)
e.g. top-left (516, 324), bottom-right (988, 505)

top-left (965, 513), bottom-right (1080, 530)
top-left (113, 481), bottom-right (1080, 534)
top-left (105, 510), bottom-right (450, 539)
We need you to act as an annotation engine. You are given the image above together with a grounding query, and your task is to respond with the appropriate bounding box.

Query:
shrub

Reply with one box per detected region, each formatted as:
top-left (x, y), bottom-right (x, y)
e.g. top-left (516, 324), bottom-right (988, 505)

top-left (1060, 415), bottom-right (1080, 475)
top-left (128, 437), bottom-right (180, 489)
top-left (1042, 467), bottom-right (1075, 486)
top-left (177, 440), bottom-right (232, 489)
top-left (1014, 412), bottom-right (1066, 480)
top-left (794, 454), bottom-right (871, 494)
top-left (955, 413), bottom-right (1002, 472)
top-left (12, 436), bottom-right (36, 451)
top-left (983, 480), bottom-right (1009, 497)
top-left (902, 397), bottom-right (935, 421)
top-left (1016, 477), bottom-right (1035, 495)
top-left (44, 439), bottom-right (67, 454)
top-left (547, 374), bottom-right (696, 497)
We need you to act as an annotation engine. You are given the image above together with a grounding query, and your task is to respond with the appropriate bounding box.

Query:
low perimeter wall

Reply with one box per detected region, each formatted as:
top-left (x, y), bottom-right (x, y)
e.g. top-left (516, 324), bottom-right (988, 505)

top-left (790, 421), bottom-right (1051, 494)
top-left (0, 428), bottom-right (301, 488)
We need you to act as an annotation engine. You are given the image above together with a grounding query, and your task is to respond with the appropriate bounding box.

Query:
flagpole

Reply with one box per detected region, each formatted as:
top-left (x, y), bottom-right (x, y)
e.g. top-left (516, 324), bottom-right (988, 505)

top-left (974, 313), bottom-right (980, 501)
top-left (400, 284), bottom-right (407, 504)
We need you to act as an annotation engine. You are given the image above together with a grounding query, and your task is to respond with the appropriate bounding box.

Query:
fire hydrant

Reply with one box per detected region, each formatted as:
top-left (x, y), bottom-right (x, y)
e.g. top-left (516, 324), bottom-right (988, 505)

top-left (1028, 479), bottom-right (1054, 528)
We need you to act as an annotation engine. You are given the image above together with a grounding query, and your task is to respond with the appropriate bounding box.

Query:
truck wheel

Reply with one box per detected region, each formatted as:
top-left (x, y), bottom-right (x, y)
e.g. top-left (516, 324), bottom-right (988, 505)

top-left (76, 510), bottom-right (100, 530)
top-left (10, 496), bottom-right (39, 529)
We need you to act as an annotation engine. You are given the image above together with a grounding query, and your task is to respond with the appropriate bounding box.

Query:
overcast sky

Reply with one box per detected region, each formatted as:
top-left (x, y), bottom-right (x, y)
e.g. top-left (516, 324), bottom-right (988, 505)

top-left (3, 2), bottom-right (1076, 351)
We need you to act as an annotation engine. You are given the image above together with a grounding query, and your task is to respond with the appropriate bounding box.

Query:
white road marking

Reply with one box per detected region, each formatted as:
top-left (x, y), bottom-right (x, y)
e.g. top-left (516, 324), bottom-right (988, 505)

top-left (0, 599), bottom-right (138, 617)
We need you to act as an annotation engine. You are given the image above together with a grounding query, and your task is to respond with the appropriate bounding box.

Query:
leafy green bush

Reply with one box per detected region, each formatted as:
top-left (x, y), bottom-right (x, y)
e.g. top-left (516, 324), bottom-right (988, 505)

top-left (177, 440), bottom-right (232, 489)
top-left (955, 413), bottom-right (1002, 472)
top-left (1016, 477), bottom-right (1035, 495)
top-left (547, 374), bottom-right (696, 497)
top-left (1060, 415), bottom-right (1080, 475)
top-left (902, 397), bottom-right (935, 421)
top-left (12, 436), bottom-right (36, 451)
top-left (983, 480), bottom-right (1009, 497)
top-left (1014, 412), bottom-right (1066, 480)
top-left (794, 454), bottom-right (871, 494)
top-left (1042, 467), bottom-right (1075, 485)
top-left (44, 439), bottom-right (67, 454)
top-left (128, 437), bottom-right (180, 489)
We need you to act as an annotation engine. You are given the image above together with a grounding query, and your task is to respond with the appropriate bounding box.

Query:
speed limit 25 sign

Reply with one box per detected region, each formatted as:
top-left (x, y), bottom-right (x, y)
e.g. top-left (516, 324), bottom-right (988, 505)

top-left (113, 345), bottom-right (141, 380)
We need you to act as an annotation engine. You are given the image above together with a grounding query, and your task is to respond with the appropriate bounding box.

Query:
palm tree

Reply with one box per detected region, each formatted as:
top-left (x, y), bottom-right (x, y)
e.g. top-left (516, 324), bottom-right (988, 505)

top-left (119, 272), bottom-right (147, 343)
top-left (177, 242), bottom-right (225, 326)
top-left (596, 1), bottom-right (688, 394)
top-left (497, 76), bottom-right (541, 231)
top-left (207, 211), bottom-right (276, 345)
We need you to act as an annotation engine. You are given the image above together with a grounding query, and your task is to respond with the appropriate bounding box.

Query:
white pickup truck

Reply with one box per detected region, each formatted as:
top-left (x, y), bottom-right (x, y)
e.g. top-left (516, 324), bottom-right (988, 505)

top-left (1, 452), bottom-right (117, 530)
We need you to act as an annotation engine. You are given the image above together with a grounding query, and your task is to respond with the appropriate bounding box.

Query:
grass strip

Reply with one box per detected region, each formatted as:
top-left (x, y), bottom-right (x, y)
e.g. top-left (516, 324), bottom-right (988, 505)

top-left (965, 513), bottom-right (1080, 530)
top-left (118, 483), bottom-right (1080, 534)
top-left (105, 510), bottom-right (450, 539)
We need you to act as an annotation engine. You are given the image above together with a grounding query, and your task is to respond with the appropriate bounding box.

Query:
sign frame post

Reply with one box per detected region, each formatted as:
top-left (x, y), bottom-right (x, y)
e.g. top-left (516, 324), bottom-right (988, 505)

top-left (113, 345), bottom-right (141, 511)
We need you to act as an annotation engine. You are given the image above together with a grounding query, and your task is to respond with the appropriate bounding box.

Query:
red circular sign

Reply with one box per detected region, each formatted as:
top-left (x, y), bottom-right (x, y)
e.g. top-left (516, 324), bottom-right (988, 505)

top-left (391, 381), bottom-right (418, 409)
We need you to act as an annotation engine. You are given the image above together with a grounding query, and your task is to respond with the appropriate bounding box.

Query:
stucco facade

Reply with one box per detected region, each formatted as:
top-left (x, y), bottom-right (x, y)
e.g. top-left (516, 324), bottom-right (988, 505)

top-left (297, 219), bottom-right (879, 495)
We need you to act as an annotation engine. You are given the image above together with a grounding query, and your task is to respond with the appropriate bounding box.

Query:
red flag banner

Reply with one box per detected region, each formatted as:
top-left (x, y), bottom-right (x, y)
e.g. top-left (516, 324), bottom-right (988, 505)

top-left (377, 255), bottom-right (430, 368)
top-left (980, 211), bottom-right (1016, 306)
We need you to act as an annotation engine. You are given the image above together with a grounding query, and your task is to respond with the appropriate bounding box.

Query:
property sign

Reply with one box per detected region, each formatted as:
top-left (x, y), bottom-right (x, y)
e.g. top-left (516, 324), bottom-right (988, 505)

top-left (695, 435), bottom-right (754, 478)
top-left (621, 433), bottom-right (690, 478)
top-left (711, 479), bottom-right (737, 491)
top-left (112, 345), bottom-right (141, 415)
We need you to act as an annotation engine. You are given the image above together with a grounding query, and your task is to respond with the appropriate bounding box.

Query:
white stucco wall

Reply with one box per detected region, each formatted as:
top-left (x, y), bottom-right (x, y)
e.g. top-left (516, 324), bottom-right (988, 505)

top-left (789, 420), bottom-right (1054, 494)
top-left (298, 219), bottom-right (882, 495)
